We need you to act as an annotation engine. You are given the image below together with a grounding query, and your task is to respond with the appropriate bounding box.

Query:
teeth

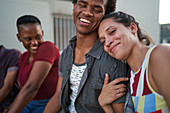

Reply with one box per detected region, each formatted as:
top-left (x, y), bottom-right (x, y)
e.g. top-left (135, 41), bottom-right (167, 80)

top-left (31, 46), bottom-right (38, 50)
top-left (80, 18), bottom-right (91, 24)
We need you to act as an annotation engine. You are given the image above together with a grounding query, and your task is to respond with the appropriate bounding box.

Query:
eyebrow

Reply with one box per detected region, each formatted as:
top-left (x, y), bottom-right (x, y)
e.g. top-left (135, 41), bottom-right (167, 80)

top-left (78, 0), bottom-right (87, 4)
top-left (94, 5), bottom-right (102, 9)
top-left (105, 26), bottom-right (115, 31)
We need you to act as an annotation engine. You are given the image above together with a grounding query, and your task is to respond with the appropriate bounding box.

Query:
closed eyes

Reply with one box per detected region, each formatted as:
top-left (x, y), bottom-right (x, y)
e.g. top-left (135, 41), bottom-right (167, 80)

top-left (110, 30), bottom-right (116, 35)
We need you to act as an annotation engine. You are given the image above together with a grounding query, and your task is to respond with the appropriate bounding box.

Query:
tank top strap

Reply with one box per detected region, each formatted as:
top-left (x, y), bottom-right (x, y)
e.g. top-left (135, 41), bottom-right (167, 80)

top-left (145, 45), bottom-right (164, 97)
top-left (144, 45), bottom-right (157, 67)
top-left (130, 45), bottom-right (157, 96)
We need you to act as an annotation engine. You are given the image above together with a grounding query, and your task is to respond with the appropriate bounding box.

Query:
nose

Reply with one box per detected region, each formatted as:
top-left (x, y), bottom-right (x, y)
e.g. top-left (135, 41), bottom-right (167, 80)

top-left (105, 38), bottom-right (113, 47)
top-left (82, 7), bottom-right (93, 17)
top-left (31, 39), bottom-right (38, 45)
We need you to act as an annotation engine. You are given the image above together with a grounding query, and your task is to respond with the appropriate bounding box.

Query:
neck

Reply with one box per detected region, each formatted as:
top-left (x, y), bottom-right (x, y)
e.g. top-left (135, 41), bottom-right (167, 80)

top-left (76, 31), bottom-right (98, 50)
top-left (27, 52), bottom-right (36, 64)
top-left (73, 31), bottom-right (98, 64)
top-left (126, 42), bottom-right (150, 72)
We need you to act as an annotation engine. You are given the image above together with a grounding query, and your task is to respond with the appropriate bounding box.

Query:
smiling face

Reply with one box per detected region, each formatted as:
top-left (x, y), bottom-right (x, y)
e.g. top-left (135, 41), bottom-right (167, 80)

top-left (73, 0), bottom-right (107, 35)
top-left (98, 18), bottom-right (137, 60)
top-left (17, 23), bottom-right (44, 55)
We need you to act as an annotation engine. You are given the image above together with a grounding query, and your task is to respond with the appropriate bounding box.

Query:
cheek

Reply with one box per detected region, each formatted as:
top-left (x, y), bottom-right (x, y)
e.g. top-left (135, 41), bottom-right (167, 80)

top-left (95, 14), bottom-right (104, 23)
top-left (38, 41), bottom-right (44, 45)
top-left (104, 46), bottom-right (110, 54)
top-left (104, 46), bottom-right (107, 51)
top-left (39, 39), bottom-right (44, 43)
top-left (22, 43), bottom-right (29, 49)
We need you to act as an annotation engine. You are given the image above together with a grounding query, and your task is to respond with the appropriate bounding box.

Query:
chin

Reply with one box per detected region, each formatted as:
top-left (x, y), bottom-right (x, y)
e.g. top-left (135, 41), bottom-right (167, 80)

top-left (108, 52), bottom-right (116, 59)
top-left (30, 50), bottom-right (37, 54)
top-left (77, 28), bottom-right (93, 35)
top-left (110, 52), bottom-right (123, 61)
top-left (116, 54), bottom-right (126, 61)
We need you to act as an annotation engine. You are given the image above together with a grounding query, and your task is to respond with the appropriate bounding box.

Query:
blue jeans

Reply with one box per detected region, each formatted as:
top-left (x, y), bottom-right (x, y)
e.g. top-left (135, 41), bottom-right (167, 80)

top-left (21, 98), bottom-right (50, 113)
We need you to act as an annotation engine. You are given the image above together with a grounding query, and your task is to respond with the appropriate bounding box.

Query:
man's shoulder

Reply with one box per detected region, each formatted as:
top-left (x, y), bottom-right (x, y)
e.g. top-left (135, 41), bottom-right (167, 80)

top-left (59, 44), bottom-right (72, 64)
top-left (100, 50), bottom-right (117, 62)
top-left (96, 50), bottom-right (129, 73)
top-left (5, 48), bottom-right (21, 55)
top-left (61, 44), bottom-right (72, 55)
top-left (3, 48), bottom-right (21, 61)
top-left (61, 36), bottom-right (76, 55)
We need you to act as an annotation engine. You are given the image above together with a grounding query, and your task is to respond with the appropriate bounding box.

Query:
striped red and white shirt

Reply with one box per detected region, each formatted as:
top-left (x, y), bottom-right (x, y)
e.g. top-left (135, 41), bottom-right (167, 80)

top-left (130, 45), bottom-right (169, 113)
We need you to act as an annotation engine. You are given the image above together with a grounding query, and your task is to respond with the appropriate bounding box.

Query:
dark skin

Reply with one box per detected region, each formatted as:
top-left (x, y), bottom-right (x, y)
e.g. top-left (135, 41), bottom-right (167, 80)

top-left (44, 1), bottom-right (105, 112)
top-left (44, 0), bottom-right (128, 113)
top-left (0, 46), bottom-right (20, 112)
top-left (0, 69), bottom-right (18, 111)
top-left (8, 23), bottom-right (53, 113)
top-left (0, 70), bottom-right (18, 104)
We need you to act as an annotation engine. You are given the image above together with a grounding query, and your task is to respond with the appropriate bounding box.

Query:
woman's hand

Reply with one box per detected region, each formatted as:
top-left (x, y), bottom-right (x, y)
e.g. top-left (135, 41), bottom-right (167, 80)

top-left (98, 73), bottom-right (128, 108)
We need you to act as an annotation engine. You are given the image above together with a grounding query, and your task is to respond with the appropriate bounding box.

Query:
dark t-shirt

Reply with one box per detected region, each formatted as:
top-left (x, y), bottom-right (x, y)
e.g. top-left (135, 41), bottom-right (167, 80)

top-left (0, 45), bottom-right (21, 110)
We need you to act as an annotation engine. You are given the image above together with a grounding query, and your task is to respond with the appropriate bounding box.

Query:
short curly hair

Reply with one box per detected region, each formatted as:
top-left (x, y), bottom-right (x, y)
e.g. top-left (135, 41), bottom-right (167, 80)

top-left (72, 0), bottom-right (117, 15)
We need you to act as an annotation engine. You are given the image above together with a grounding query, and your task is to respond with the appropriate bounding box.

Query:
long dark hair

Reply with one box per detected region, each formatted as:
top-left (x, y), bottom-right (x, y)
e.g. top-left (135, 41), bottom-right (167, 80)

top-left (101, 11), bottom-right (153, 45)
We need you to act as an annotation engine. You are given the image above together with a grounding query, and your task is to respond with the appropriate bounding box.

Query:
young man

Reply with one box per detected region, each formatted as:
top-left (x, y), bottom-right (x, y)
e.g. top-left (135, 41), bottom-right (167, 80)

top-left (44, 0), bottom-right (132, 113)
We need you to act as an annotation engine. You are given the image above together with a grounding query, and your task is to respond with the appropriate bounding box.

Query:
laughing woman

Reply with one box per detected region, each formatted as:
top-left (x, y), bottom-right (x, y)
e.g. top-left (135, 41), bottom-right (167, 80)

top-left (98, 11), bottom-right (170, 113)
top-left (8, 15), bottom-right (60, 113)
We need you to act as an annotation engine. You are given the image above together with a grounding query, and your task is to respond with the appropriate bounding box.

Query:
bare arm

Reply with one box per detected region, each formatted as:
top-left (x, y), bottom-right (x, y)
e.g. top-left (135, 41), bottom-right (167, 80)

top-left (8, 61), bottom-right (52, 113)
top-left (149, 44), bottom-right (170, 110)
top-left (43, 76), bottom-right (63, 113)
top-left (111, 103), bottom-right (125, 113)
top-left (0, 70), bottom-right (18, 104)
top-left (98, 74), bottom-right (128, 113)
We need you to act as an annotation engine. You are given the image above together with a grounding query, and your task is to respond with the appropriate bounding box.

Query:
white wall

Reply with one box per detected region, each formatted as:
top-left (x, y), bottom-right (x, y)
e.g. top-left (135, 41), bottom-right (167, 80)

top-left (0, 0), bottom-right (160, 53)
top-left (0, 0), bottom-right (51, 52)
top-left (50, 1), bottom-right (73, 15)
top-left (116, 0), bottom-right (160, 44)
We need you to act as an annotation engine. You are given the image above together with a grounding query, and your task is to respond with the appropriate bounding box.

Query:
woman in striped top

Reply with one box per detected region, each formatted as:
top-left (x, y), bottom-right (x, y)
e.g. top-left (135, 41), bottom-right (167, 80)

top-left (98, 11), bottom-right (170, 113)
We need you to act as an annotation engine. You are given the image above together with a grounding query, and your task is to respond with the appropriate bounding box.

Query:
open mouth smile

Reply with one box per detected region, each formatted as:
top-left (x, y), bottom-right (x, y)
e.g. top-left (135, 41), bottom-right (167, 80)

top-left (79, 17), bottom-right (92, 25)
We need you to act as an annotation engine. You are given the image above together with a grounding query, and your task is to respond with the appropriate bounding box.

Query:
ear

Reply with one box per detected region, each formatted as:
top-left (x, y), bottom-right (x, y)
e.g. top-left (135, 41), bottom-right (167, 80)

top-left (16, 33), bottom-right (21, 42)
top-left (42, 30), bottom-right (44, 36)
top-left (130, 22), bottom-right (137, 34)
top-left (73, 2), bottom-right (76, 7)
